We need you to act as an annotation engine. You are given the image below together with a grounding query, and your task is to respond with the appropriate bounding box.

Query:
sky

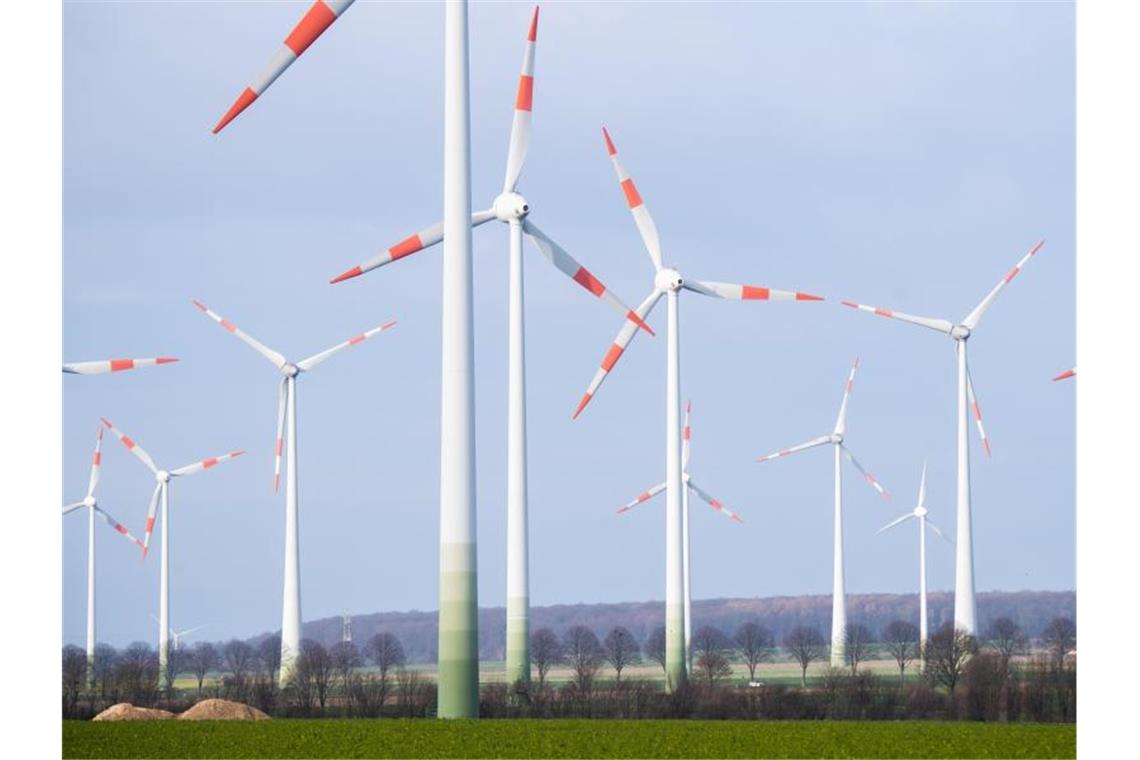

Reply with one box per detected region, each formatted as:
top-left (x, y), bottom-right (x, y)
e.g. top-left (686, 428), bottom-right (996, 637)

top-left (62, 0), bottom-right (1075, 648)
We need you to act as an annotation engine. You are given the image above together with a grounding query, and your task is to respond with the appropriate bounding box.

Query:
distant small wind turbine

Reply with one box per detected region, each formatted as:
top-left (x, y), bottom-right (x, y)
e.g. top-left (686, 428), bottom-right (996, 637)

top-left (151, 614), bottom-right (204, 652)
top-left (63, 357), bottom-right (178, 374)
top-left (876, 460), bottom-right (951, 663)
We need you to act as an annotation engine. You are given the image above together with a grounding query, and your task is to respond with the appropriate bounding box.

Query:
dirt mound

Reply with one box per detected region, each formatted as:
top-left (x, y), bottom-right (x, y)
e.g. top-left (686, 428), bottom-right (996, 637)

top-left (92, 703), bottom-right (175, 721)
top-left (177, 698), bottom-right (270, 721)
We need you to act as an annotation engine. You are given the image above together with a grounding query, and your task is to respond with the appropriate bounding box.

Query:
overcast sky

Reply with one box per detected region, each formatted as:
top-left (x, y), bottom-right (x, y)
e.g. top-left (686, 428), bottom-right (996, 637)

top-left (63, 0), bottom-right (1074, 647)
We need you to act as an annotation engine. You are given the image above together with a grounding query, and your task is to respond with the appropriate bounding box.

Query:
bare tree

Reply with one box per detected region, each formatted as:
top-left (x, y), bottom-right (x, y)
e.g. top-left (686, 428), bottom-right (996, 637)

top-left (603, 627), bottom-right (640, 682)
top-left (881, 620), bottom-right (920, 684)
top-left (1041, 617), bottom-right (1076, 668)
top-left (844, 622), bottom-right (876, 674)
top-left (923, 623), bottom-right (977, 695)
top-left (733, 621), bottom-right (774, 683)
top-left (117, 642), bottom-right (159, 705)
top-left (92, 644), bottom-right (118, 705)
top-left (562, 625), bottom-right (604, 694)
top-left (294, 639), bottom-right (334, 710)
top-left (985, 617), bottom-right (1028, 675)
top-left (189, 642), bottom-right (220, 699)
top-left (365, 632), bottom-right (404, 706)
top-left (63, 646), bottom-right (87, 716)
top-left (329, 640), bottom-right (362, 712)
top-left (529, 627), bottom-right (563, 688)
top-left (783, 626), bottom-right (826, 687)
top-left (164, 645), bottom-right (188, 694)
top-left (223, 639), bottom-right (256, 698)
top-left (645, 626), bottom-right (667, 674)
top-left (258, 635), bottom-right (282, 682)
top-left (691, 626), bottom-right (733, 686)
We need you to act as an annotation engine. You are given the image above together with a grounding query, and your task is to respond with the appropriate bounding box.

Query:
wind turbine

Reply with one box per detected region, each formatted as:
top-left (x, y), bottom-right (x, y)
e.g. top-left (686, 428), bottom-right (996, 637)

top-left (63, 357), bottom-right (178, 374)
top-left (755, 358), bottom-right (889, 666)
top-left (101, 418), bottom-right (242, 687)
top-left (876, 460), bottom-right (951, 664)
top-left (150, 614), bottom-right (204, 652)
top-left (325, 7), bottom-right (648, 689)
top-left (64, 426), bottom-right (146, 686)
top-left (618, 401), bottom-right (743, 669)
top-left (841, 239), bottom-right (1042, 634)
top-left (573, 127), bottom-right (823, 689)
top-left (192, 299), bottom-right (396, 687)
top-left (1053, 368), bottom-right (1076, 381)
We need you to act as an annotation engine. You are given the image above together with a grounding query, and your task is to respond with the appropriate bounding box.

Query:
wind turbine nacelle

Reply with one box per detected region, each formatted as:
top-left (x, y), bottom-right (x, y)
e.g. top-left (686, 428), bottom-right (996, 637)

top-left (951, 325), bottom-right (971, 340)
top-left (914, 506), bottom-right (928, 517)
top-left (155, 470), bottom-right (171, 483)
top-left (493, 192), bottom-right (530, 221)
top-left (655, 268), bottom-right (683, 292)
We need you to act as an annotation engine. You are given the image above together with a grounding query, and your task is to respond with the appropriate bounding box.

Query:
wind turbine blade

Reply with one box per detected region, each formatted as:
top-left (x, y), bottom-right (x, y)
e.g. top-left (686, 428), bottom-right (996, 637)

top-left (63, 502), bottom-right (87, 515)
top-left (840, 300), bottom-right (954, 335)
top-left (62, 357), bottom-right (179, 375)
top-left (876, 512), bottom-right (914, 534)
top-left (273, 377), bottom-right (287, 493)
top-left (100, 419), bottom-right (159, 475)
top-left (682, 400), bottom-right (692, 471)
top-left (756, 435), bottom-right (831, 463)
top-left (93, 506), bottom-right (146, 551)
top-left (296, 320), bottom-right (397, 371)
top-left (329, 210), bottom-right (495, 284)
top-left (212, 0), bottom-right (356, 133)
top-left (1053, 368), bottom-right (1076, 382)
top-left (171, 450), bottom-right (245, 477)
top-left (601, 127), bottom-right (662, 272)
top-left (966, 369), bottom-right (992, 458)
top-left (192, 300), bottom-right (287, 369)
top-left (87, 426), bottom-right (104, 499)
top-left (841, 445), bottom-right (891, 500)
top-left (617, 482), bottom-right (666, 514)
top-left (141, 482), bottom-right (162, 557)
top-left (522, 219), bottom-right (654, 335)
top-left (687, 479), bottom-right (744, 524)
top-left (502, 6), bottom-right (539, 192)
top-left (961, 240), bottom-right (1045, 330)
top-left (833, 357), bottom-right (859, 436)
top-left (925, 519), bottom-right (953, 543)
top-left (180, 625), bottom-right (205, 637)
top-left (573, 289), bottom-right (664, 419)
top-left (918, 458), bottom-right (928, 507)
top-left (150, 613), bottom-right (160, 625)
top-left (685, 279), bottom-right (824, 302)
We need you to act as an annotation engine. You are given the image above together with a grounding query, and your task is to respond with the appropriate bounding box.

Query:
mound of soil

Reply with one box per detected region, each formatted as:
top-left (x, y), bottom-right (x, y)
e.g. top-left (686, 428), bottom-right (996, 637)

top-left (177, 698), bottom-right (270, 721)
top-left (92, 703), bottom-right (175, 721)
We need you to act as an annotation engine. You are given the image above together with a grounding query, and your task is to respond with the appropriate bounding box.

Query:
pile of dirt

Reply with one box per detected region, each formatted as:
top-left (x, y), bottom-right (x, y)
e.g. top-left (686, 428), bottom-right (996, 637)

top-left (176, 699), bottom-right (270, 721)
top-left (92, 703), bottom-right (174, 721)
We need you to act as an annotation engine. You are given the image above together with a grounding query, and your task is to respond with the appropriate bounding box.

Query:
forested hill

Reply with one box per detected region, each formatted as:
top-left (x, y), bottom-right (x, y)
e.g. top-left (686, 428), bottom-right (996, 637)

top-left (252, 590), bottom-right (1074, 663)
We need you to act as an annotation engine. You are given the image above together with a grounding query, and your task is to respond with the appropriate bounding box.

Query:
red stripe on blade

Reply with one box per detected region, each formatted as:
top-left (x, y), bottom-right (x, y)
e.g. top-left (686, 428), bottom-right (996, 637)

top-left (741, 286), bottom-right (770, 300)
top-left (572, 267), bottom-right (607, 297)
top-left (156, 357), bottom-right (179, 364)
top-left (601, 344), bottom-right (624, 372)
top-left (873, 307), bottom-right (893, 317)
top-left (284, 0), bottom-right (337, 56)
top-left (145, 517), bottom-right (155, 533)
top-left (348, 334), bottom-right (366, 345)
top-left (212, 87), bottom-right (257, 134)
top-left (515, 75), bottom-right (534, 112)
top-left (110, 359), bottom-right (135, 372)
top-left (621, 178), bottom-right (642, 208)
top-left (602, 127), bottom-right (616, 156)
top-left (572, 393), bottom-right (593, 420)
top-left (330, 265), bottom-right (363, 284)
top-left (796, 292), bottom-right (824, 301)
top-left (527, 6), bottom-right (539, 41)
top-left (390, 234), bottom-right (424, 260)
top-left (220, 320), bottom-right (237, 333)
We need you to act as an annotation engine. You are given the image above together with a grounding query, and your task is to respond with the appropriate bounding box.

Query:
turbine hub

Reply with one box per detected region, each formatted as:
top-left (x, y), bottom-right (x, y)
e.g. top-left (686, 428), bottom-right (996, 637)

top-left (493, 192), bottom-right (530, 221)
top-left (83, 495), bottom-right (96, 508)
top-left (951, 325), bottom-right (971, 340)
top-left (915, 505), bottom-right (928, 517)
top-left (282, 363), bottom-right (299, 378)
top-left (655, 268), bottom-right (683, 292)
top-left (156, 470), bottom-right (170, 483)
top-left (830, 434), bottom-right (843, 444)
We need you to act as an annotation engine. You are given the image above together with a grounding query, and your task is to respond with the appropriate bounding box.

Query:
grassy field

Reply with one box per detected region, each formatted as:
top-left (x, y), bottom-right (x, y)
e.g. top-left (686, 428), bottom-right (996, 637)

top-left (64, 719), bottom-right (1074, 759)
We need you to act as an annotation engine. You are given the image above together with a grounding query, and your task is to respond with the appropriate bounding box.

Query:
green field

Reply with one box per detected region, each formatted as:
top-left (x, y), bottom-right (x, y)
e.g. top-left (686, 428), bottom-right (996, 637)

top-left (64, 719), bottom-right (1075, 759)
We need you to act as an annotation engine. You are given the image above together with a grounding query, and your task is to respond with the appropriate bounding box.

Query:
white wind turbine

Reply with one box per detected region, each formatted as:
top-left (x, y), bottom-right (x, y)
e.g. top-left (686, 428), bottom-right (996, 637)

top-left (574, 127), bottom-right (823, 689)
top-left (64, 357), bottom-right (178, 375)
top-left (841, 240), bottom-right (1042, 634)
top-left (64, 426), bottom-right (147, 686)
top-left (101, 418), bottom-right (243, 687)
top-left (150, 614), bottom-right (205, 652)
top-left (755, 358), bottom-right (890, 667)
top-left (618, 401), bottom-right (743, 669)
top-left (192, 299), bottom-right (396, 687)
top-left (326, 6), bottom-right (649, 688)
top-left (876, 460), bottom-right (951, 663)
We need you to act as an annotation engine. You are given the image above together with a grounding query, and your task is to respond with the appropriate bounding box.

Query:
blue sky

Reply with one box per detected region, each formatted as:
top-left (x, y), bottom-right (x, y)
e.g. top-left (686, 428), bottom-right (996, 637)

top-left (63, 0), bottom-right (1074, 647)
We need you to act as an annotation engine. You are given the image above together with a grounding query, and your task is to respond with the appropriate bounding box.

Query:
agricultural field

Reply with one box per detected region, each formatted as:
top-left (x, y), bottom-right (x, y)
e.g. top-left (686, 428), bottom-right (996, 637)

top-left (63, 718), bottom-right (1075, 759)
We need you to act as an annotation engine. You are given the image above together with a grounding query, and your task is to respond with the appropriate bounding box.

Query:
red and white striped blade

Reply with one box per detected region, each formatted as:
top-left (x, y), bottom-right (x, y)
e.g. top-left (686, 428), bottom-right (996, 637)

top-left (213, 0), bottom-right (356, 134)
top-left (682, 400), bottom-right (692, 471)
top-left (601, 127), bottom-right (663, 272)
top-left (841, 445), bottom-right (891, 500)
top-left (142, 482), bottom-right (162, 557)
top-left (840, 300), bottom-right (954, 335)
top-left (1053, 368), bottom-right (1076, 382)
top-left (502, 6), bottom-right (539, 193)
top-left (171, 450), bottom-right (245, 478)
top-left (101, 418), bottom-right (159, 474)
top-left (686, 279), bottom-right (824, 303)
top-left (962, 240), bottom-right (1045, 330)
top-left (193, 300), bottom-right (287, 369)
top-left (756, 434), bottom-right (831, 463)
top-left (330, 210), bottom-right (495, 284)
top-left (617, 481), bottom-right (666, 514)
top-left (573, 289), bottom-right (664, 419)
top-left (522, 219), bottom-right (654, 335)
top-left (93, 505), bottom-right (146, 552)
top-left (87, 426), bottom-right (104, 499)
top-left (687, 479), bottom-right (744, 524)
top-left (274, 377), bottom-right (287, 494)
top-left (966, 370), bottom-right (992, 458)
top-left (876, 512), bottom-right (914, 535)
top-left (62, 357), bottom-right (178, 375)
top-left (832, 357), bottom-right (860, 436)
top-left (296, 319), bottom-right (397, 371)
